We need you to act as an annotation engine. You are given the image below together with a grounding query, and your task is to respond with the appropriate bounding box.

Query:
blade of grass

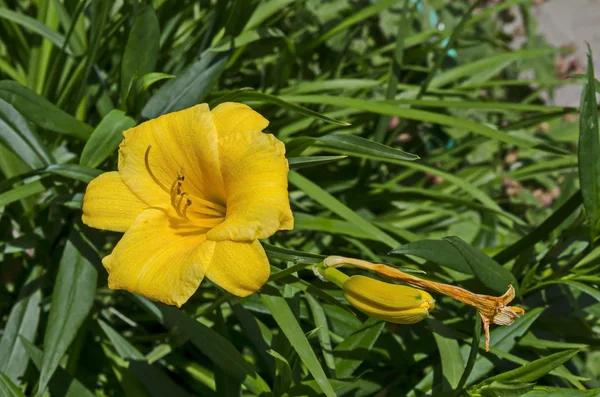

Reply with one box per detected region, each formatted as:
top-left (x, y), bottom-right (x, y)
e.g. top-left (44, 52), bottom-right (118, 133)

top-left (289, 170), bottom-right (400, 248)
top-left (261, 287), bottom-right (337, 397)
top-left (578, 45), bottom-right (600, 240)
top-left (281, 95), bottom-right (552, 151)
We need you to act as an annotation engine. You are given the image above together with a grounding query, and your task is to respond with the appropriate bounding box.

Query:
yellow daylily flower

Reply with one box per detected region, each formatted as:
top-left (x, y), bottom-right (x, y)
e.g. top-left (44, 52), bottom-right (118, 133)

top-left (82, 103), bottom-right (294, 307)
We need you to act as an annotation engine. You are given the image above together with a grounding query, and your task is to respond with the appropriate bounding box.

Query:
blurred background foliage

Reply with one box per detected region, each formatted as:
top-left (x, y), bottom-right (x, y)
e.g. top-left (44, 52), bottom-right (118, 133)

top-left (0, 0), bottom-right (599, 396)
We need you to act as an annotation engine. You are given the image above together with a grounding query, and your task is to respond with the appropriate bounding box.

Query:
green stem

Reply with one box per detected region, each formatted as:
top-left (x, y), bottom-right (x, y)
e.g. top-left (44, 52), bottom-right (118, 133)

top-left (321, 267), bottom-right (350, 289)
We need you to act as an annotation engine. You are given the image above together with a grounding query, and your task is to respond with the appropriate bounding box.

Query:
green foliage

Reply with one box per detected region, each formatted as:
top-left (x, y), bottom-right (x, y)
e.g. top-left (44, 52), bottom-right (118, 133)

top-left (0, 1), bottom-right (598, 396)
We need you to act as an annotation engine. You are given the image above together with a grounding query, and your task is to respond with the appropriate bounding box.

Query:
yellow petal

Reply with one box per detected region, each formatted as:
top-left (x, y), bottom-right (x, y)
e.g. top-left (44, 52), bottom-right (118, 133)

top-left (204, 239), bottom-right (270, 297)
top-left (103, 208), bottom-right (212, 307)
top-left (343, 275), bottom-right (435, 325)
top-left (211, 102), bottom-right (269, 137)
top-left (344, 275), bottom-right (433, 311)
top-left (207, 131), bottom-right (294, 241)
top-left (82, 172), bottom-right (146, 232)
top-left (118, 104), bottom-right (225, 207)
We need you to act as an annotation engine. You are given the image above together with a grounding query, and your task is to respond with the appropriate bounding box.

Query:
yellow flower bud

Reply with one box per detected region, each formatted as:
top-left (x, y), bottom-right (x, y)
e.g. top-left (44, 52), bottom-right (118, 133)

top-left (344, 275), bottom-right (435, 324)
top-left (320, 267), bottom-right (435, 324)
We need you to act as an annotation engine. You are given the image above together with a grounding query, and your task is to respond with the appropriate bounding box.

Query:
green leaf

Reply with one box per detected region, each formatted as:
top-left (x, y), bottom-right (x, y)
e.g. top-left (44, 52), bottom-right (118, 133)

top-left (374, 185), bottom-right (526, 226)
top-left (468, 308), bottom-right (546, 384)
top-left (243, 0), bottom-right (296, 31)
top-left (263, 243), bottom-right (325, 264)
top-left (51, 0), bottom-right (86, 56)
top-left (267, 349), bottom-right (292, 395)
top-left (430, 319), bottom-right (464, 390)
top-left (305, 293), bottom-right (336, 376)
top-left (0, 179), bottom-right (46, 208)
top-left (230, 304), bottom-right (275, 374)
top-left (98, 319), bottom-right (193, 397)
top-left (316, 134), bottom-right (419, 162)
top-left (522, 387), bottom-right (600, 396)
top-left (386, 98), bottom-right (566, 113)
top-left (42, 164), bottom-right (102, 183)
top-left (569, 73), bottom-right (600, 94)
top-left (210, 27), bottom-right (285, 52)
top-left (306, 0), bottom-right (401, 49)
top-left (378, 161), bottom-right (504, 213)
top-left (0, 267), bottom-right (42, 384)
top-left (0, 81), bottom-right (92, 139)
top-left (280, 79), bottom-right (380, 95)
top-left (0, 8), bottom-right (76, 56)
top-left (269, 267), bottom-right (353, 314)
top-left (39, 233), bottom-right (98, 395)
top-left (121, 4), bottom-right (160, 101)
top-left (154, 303), bottom-right (271, 396)
top-left (333, 317), bottom-right (384, 378)
top-left (280, 95), bottom-right (557, 151)
top-left (74, 0), bottom-right (109, 111)
top-left (430, 48), bottom-right (559, 89)
top-left (20, 338), bottom-right (96, 397)
top-left (295, 213), bottom-right (374, 240)
top-left (127, 361), bottom-right (192, 397)
top-left (479, 382), bottom-right (535, 397)
top-left (0, 373), bottom-right (25, 397)
top-left (80, 110), bottom-right (136, 168)
top-left (288, 155), bottom-right (347, 169)
top-left (536, 280), bottom-right (600, 304)
top-left (416, 0), bottom-right (479, 98)
top-left (142, 50), bottom-right (228, 119)
top-left (213, 306), bottom-right (242, 397)
top-left (493, 191), bottom-right (582, 265)
top-left (289, 170), bottom-right (400, 248)
top-left (391, 236), bottom-right (519, 295)
top-left (212, 89), bottom-right (350, 126)
top-left (478, 349), bottom-right (580, 386)
top-left (133, 72), bottom-right (175, 97)
top-left (410, 309), bottom-right (545, 397)
top-left (98, 319), bottom-right (144, 360)
top-left (454, 313), bottom-right (482, 395)
top-left (577, 47), bottom-right (600, 239)
top-left (373, 4), bottom-right (406, 143)
top-left (0, 98), bottom-right (52, 169)
top-left (261, 288), bottom-right (337, 397)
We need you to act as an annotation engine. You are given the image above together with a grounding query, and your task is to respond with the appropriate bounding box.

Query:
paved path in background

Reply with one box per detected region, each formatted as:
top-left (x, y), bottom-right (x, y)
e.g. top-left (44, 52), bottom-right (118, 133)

top-left (535, 0), bottom-right (600, 106)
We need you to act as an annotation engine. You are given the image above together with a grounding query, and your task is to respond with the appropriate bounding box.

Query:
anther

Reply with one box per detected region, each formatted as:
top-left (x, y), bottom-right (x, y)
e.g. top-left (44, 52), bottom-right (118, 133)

top-left (170, 169), bottom-right (186, 209)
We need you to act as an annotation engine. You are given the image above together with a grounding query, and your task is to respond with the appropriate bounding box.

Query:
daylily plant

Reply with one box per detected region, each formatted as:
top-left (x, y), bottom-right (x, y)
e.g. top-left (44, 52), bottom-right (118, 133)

top-left (82, 103), bottom-right (294, 307)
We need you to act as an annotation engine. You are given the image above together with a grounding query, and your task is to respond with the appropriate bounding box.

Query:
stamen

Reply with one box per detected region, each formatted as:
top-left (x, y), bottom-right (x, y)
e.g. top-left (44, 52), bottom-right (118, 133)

top-left (160, 163), bottom-right (226, 223)
top-left (194, 197), bottom-right (226, 213)
top-left (189, 207), bottom-right (224, 217)
top-left (177, 193), bottom-right (189, 218)
top-left (182, 198), bottom-right (192, 219)
top-left (144, 146), bottom-right (169, 192)
top-left (170, 170), bottom-right (185, 209)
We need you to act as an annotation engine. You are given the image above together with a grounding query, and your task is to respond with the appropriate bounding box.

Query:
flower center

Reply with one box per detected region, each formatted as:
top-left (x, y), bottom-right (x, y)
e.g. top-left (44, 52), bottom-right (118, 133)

top-left (168, 169), bottom-right (226, 227)
top-left (144, 146), bottom-right (226, 229)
